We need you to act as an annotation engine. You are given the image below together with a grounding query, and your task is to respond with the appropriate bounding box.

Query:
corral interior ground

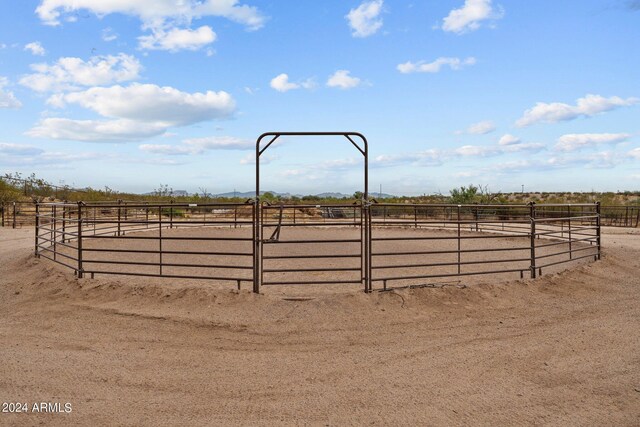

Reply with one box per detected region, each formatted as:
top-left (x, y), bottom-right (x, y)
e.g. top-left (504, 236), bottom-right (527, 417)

top-left (1, 226), bottom-right (639, 425)
top-left (50, 222), bottom-right (595, 293)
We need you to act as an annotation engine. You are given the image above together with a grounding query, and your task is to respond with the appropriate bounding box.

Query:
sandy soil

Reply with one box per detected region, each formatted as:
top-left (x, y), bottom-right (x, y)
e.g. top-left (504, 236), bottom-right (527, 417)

top-left (1, 226), bottom-right (639, 426)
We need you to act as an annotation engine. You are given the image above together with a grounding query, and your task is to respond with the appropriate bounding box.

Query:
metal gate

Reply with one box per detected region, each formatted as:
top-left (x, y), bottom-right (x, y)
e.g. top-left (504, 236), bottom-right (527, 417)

top-left (259, 203), bottom-right (365, 288)
top-left (253, 132), bottom-right (371, 293)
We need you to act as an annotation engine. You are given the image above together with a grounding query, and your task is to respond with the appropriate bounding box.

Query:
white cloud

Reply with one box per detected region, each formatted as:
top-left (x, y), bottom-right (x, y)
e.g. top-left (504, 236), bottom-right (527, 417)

top-left (584, 151), bottom-right (620, 169)
top-left (184, 136), bottom-right (252, 150)
top-left (0, 77), bottom-right (22, 109)
top-left (101, 28), bottom-right (118, 42)
top-left (441, 0), bottom-right (504, 34)
top-left (138, 25), bottom-right (216, 51)
top-left (555, 133), bottom-right (631, 152)
top-left (628, 148), bottom-right (640, 159)
top-left (24, 41), bottom-right (46, 56)
top-left (20, 54), bottom-right (142, 92)
top-left (501, 142), bottom-right (545, 153)
top-left (326, 70), bottom-right (362, 89)
top-left (0, 145), bottom-right (111, 167)
top-left (0, 142), bottom-right (44, 155)
top-left (498, 133), bottom-right (520, 146)
top-left (36, 0), bottom-right (266, 29)
top-left (138, 144), bottom-right (193, 155)
top-left (50, 83), bottom-right (235, 125)
top-left (456, 138), bottom-right (544, 157)
top-left (240, 152), bottom-right (276, 165)
top-left (28, 83), bottom-right (235, 142)
top-left (36, 0), bottom-right (264, 53)
top-left (26, 118), bottom-right (167, 142)
top-left (372, 150), bottom-right (445, 167)
top-left (397, 57), bottom-right (476, 74)
top-left (270, 74), bottom-right (298, 92)
top-left (346, 0), bottom-right (383, 38)
top-left (455, 145), bottom-right (500, 157)
top-left (141, 136), bottom-right (253, 155)
top-left (516, 94), bottom-right (639, 127)
top-left (270, 73), bottom-right (315, 92)
top-left (466, 120), bottom-right (495, 135)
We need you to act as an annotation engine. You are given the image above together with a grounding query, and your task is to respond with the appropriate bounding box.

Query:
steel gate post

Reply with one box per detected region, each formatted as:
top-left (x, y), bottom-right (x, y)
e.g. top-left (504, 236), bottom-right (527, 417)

top-left (34, 202), bottom-right (39, 256)
top-left (53, 205), bottom-right (57, 260)
top-left (457, 205), bottom-right (461, 275)
top-left (253, 199), bottom-right (259, 293)
top-left (596, 202), bottom-right (601, 260)
top-left (77, 202), bottom-right (83, 278)
top-left (567, 205), bottom-right (572, 259)
top-left (529, 202), bottom-right (536, 278)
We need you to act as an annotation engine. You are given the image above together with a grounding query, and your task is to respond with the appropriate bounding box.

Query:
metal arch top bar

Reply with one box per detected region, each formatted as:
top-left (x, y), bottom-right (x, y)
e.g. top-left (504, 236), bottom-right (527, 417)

top-left (254, 132), bottom-right (371, 294)
top-left (255, 131), bottom-right (369, 201)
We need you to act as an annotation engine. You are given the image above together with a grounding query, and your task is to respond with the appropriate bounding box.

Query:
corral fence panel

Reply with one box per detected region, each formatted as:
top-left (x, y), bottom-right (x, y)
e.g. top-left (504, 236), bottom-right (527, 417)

top-left (368, 203), bottom-right (600, 290)
top-left (35, 201), bottom-right (256, 288)
top-left (33, 201), bottom-right (601, 293)
top-left (1, 201), bottom-right (38, 228)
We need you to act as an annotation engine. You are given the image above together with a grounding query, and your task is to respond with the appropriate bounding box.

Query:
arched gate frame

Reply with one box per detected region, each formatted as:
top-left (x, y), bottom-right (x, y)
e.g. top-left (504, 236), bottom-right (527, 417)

top-left (254, 132), bottom-right (371, 293)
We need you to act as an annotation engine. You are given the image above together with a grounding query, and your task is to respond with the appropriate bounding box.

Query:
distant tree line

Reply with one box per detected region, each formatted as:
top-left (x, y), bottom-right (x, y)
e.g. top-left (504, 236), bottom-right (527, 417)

top-left (1, 173), bottom-right (639, 206)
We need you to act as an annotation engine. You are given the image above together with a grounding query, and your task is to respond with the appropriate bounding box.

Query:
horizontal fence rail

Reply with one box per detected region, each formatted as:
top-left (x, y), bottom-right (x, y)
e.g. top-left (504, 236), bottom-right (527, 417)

top-left (35, 201), bottom-right (256, 288)
top-left (1, 201), bottom-right (38, 229)
top-left (4, 200), bottom-right (637, 228)
top-left (32, 201), bottom-right (601, 293)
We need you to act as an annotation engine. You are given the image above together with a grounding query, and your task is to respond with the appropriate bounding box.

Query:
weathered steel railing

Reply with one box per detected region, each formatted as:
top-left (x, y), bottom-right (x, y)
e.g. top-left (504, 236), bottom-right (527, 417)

top-left (33, 201), bottom-right (601, 293)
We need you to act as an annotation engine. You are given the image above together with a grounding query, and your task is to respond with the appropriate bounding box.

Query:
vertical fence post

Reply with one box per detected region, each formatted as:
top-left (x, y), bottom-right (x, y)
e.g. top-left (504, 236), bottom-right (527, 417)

top-left (625, 206), bottom-right (629, 228)
top-left (77, 202), bottom-right (83, 278)
top-left (159, 206), bottom-right (163, 275)
top-left (170, 200), bottom-right (174, 229)
top-left (117, 199), bottom-right (122, 236)
top-left (13, 202), bottom-right (17, 229)
top-left (62, 203), bottom-right (67, 243)
top-left (596, 202), bottom-right (601, 260)
top-left (567, 205), bottom-right (572, 259)
top-left (529, 202), bottom-right (536, 279)
top-left (34, 202), bottom-right (39, 256)
top-left (1, 203), bottom-right (4, 227)
top-left (366, 202), bottom-right (373, 293)
top-left (474, 204), bottom-right (479, 232)
top-left (253, 200), bottom-right (260, 294)
top-left (50, 205), bottom-right (54, 247)
top-left (457, 205), bottom-right (461, 275)
top-left (360, 202), bottom-right (364, 286)
top-left (53, 205), bottom-right (57, 261)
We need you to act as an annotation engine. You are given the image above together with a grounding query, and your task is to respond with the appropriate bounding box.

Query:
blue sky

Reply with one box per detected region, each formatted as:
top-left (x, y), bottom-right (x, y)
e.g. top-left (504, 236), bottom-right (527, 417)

top-left (0, 0), bottom-right (639, 195)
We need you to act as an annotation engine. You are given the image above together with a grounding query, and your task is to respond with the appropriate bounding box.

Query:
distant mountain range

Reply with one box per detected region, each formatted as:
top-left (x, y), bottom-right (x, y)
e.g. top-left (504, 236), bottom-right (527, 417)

top-left (213, 191), bottom-right (396, 199)
top-left (142, 190), bottom-right (396, 198)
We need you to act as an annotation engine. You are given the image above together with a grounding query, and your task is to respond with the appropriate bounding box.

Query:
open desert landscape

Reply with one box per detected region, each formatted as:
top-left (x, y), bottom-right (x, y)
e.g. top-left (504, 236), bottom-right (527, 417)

top-left (1, 225), bottom-right (639, 425)
top-left (2, 1), bottom-right (640, 425)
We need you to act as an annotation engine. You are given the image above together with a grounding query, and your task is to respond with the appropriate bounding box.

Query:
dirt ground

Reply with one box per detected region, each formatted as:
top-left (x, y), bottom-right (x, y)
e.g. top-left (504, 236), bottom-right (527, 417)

top-left (1, 226), bottom-right (639, 426)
